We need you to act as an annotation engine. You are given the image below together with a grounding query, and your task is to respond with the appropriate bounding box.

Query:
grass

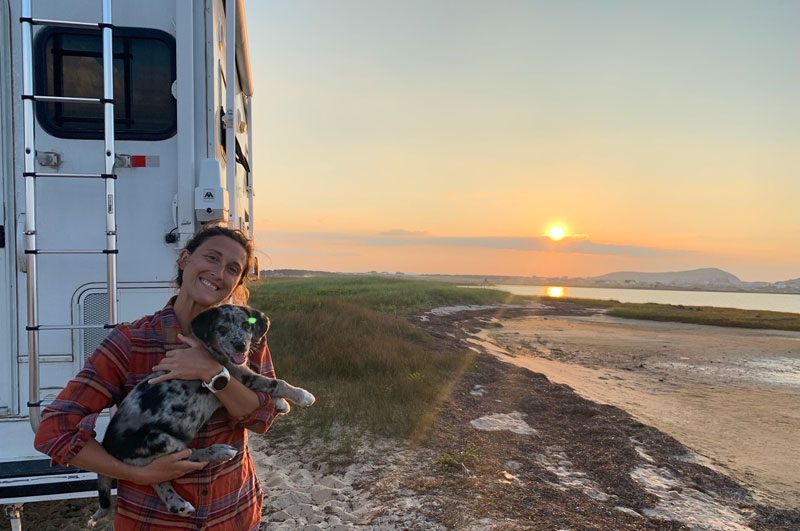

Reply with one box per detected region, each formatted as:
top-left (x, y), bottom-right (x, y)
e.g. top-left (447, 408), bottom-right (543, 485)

top-left (606, 303), bottom-right (800, 331)
top-left (250, 275), bottom-right (529, 315)
top-left (438, 443), bottom-right (480, 473)
top-left (542, 296), bottom-right (800, 331)
top-left (247, 276), bottom-right (531, 459)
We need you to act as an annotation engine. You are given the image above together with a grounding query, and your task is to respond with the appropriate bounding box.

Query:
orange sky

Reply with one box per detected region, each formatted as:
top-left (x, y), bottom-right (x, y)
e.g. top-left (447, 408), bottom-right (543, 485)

top-left (244, 1), bottom-right (799, 282)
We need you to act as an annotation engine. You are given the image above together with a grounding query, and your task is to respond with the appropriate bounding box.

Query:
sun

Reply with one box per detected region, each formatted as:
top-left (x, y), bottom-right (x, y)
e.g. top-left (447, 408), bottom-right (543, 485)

top-left (548, 226), bottom-right (566, 241)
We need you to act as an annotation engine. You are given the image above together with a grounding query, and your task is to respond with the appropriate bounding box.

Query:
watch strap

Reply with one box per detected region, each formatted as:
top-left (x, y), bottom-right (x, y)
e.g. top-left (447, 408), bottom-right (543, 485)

top-left (202, 366), bottom-right (230, 393)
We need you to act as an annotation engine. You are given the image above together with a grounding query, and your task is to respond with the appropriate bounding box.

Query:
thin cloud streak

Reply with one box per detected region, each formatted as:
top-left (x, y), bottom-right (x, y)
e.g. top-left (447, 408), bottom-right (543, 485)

top-left (368, 236), bottom-right (689, 257)
top-left (257, 231), bottom-right (691, 257)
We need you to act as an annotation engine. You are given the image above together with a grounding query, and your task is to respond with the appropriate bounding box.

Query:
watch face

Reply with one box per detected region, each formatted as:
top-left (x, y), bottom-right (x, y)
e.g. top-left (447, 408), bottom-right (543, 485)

top-left (213, 376), bottom-right (229, 391)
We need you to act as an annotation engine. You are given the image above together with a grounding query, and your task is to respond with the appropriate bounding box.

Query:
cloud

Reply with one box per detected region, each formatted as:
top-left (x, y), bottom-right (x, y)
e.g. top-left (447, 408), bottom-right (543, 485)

top-left (256, 231), bottom-right (691, 257)
top-left (256, 246), bottom-right (357, 257)
top-left (379, 229), bottom-right (428, 236)
top-left (368, 236), bottom-right (690, 257)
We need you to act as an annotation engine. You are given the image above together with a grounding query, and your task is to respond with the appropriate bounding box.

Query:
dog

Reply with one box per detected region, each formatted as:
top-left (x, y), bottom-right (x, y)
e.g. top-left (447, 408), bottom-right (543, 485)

top-left (88, 305), bottom-right (315, 527)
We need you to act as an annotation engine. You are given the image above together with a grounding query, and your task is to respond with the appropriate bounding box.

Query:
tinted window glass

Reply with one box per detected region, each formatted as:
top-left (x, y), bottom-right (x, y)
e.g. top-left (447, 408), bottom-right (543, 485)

top-left (35, 27), bottom-right (176, 140)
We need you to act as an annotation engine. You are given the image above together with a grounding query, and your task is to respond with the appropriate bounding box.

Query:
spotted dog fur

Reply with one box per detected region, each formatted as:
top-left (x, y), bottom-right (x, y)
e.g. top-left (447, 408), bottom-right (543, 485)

top-left (88, 305), bottom-right (315, 527)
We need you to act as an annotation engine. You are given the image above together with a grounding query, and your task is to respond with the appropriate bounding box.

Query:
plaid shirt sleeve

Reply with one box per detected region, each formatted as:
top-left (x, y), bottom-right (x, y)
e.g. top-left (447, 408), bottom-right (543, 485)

top-left (230, 335), bottom-right (280, 433)
top-left (33, 326), bottom-right (131, 466)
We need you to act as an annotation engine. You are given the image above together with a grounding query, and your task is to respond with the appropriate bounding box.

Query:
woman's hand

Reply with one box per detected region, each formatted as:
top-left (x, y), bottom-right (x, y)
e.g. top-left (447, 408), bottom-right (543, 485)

top-left (130, 449), bottom-right (208, 485)
top-left (149, 334), bottom-right (221, 384)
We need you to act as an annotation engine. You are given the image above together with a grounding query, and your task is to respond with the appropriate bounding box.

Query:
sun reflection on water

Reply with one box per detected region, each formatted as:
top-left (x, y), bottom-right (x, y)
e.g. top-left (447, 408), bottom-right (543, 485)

top-left (545, 286), bottom-right (566, 298)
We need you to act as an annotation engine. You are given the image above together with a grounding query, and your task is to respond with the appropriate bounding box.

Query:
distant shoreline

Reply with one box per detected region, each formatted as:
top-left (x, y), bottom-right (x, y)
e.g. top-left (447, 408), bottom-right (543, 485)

top-left (261, 270), bottom-right (800, 296)
top-left (490, 281), bottom-right (800, 296)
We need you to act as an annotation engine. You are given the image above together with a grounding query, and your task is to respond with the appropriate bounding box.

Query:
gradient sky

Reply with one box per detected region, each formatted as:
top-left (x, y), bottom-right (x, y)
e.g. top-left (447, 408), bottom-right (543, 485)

top-left (243, 0), bottom-right (799, 282)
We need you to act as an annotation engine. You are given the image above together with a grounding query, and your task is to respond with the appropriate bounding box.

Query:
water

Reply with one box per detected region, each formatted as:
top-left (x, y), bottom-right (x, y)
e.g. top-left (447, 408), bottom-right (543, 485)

top-left (489, 285), bottom-right (800, 314)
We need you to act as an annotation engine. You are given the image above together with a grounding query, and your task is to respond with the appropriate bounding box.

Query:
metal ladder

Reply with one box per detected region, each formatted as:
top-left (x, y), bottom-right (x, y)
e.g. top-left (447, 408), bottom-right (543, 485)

top-left (20, 0), bottom-right (118, 433)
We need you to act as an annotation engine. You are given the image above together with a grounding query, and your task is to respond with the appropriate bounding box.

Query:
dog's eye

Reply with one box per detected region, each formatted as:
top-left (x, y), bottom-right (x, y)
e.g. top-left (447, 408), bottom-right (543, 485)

top-left (217, 325), bottom-right (229, 335)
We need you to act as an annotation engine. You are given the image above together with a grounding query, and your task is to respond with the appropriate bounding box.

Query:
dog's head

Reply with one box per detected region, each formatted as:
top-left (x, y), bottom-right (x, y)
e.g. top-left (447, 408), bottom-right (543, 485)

top-left (191, 305), bottom-right (270, 366)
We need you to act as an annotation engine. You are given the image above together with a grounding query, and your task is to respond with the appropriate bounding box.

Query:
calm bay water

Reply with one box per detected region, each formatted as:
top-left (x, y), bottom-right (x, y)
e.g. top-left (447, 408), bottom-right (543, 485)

top-left (491, 285), bottom-right (800, 314)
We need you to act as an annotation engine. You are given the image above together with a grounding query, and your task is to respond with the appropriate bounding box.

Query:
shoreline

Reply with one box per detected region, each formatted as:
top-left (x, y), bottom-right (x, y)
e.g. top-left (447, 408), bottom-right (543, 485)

top-left (476, 314), bottom-right (800, 509)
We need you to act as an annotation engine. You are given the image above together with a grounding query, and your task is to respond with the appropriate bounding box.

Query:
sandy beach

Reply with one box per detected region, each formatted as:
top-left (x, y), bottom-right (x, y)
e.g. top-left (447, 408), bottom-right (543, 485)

top-left (6, 302), bottom-right (800, 530)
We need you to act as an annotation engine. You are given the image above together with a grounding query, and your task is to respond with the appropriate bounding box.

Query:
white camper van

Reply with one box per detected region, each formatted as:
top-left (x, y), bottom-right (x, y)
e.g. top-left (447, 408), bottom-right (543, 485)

top-left (0, 0), bottom-right (256, 526)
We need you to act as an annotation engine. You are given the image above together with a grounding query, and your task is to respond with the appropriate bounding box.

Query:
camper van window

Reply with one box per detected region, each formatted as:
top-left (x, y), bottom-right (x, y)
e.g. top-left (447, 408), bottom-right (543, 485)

top-left (34, 27), bottom-right (176, 140)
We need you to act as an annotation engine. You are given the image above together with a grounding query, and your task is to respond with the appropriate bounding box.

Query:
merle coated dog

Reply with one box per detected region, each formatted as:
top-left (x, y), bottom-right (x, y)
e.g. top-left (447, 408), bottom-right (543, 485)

top-left (88, 305), bottom-right (315, 527)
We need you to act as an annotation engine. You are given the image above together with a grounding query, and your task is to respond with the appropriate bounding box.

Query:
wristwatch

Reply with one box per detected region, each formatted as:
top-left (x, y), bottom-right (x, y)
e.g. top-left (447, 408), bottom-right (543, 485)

top-left (202, 366), bottom-right (230, 393)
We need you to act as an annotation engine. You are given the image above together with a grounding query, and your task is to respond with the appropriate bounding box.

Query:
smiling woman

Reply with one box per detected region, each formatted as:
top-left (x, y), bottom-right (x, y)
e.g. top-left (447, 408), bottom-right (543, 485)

top-left (34, 225), bottom-right (281, 531)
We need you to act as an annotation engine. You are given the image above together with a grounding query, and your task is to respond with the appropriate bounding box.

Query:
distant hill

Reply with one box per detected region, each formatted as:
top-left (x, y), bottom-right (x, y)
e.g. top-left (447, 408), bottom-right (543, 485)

top-left (591, 268), bottom-right (742, 286)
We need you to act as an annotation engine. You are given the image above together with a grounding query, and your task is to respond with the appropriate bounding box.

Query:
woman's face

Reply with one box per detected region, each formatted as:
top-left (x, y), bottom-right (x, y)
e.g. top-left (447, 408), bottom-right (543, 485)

top-left (178, 235), bottom-right (248, 308)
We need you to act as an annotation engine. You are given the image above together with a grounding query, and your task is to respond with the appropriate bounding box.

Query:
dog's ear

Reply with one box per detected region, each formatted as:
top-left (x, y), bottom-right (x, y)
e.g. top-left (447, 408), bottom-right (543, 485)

top-left (190, 306), bottom-right (219, 346)
top-left (248, 307), bottom-right (269, 340)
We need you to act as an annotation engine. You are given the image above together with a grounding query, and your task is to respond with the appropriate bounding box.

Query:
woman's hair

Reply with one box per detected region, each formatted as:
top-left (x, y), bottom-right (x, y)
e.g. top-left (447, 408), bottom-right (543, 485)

top-left (176, 225), bottom-right (254, 304)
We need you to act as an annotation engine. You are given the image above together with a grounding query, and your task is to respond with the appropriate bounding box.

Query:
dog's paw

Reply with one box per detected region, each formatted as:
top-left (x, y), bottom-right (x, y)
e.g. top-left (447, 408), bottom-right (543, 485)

top-left (207, 444), bottom-right (237, 462)
top-left (274, 398), bottom-right (290, 414)
top-left (87, 508), bottom-right (106, 528)
top-left (298, 389), bottom-right (315, 407)
top-left (169, 500), bottom-right (195, 515)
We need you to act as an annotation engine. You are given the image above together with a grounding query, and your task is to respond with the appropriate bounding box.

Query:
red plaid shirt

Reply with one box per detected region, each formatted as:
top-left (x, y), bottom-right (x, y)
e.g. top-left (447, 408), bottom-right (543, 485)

top-left (34, 298), bottom-right (279, 530)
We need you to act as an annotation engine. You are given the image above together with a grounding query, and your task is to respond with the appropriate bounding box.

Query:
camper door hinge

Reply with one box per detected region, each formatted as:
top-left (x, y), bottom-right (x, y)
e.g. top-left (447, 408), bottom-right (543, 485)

top-left (222, 109), bottom-right (234, 129)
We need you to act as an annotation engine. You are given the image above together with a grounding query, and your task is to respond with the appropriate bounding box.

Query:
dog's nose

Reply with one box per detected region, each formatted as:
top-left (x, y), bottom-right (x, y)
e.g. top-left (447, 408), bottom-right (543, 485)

top-left (233, 342), bottom-right (246, 352)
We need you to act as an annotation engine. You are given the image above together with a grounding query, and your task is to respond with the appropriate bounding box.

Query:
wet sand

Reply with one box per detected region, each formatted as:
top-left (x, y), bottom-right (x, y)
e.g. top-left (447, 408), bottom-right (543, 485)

top-left (480, 312), bottom-right (800, 509)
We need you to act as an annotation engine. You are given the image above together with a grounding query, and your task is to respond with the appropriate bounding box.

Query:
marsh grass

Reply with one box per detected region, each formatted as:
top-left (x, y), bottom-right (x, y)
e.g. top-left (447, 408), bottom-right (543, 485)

top-left (247, 277), bottom-right (524, 459)
top-left (545, 296), bottom-right (800, 331)
top-left (606, 303), bottom-right (800, 331)
top-left (251, 275), bottom-right (527, 315)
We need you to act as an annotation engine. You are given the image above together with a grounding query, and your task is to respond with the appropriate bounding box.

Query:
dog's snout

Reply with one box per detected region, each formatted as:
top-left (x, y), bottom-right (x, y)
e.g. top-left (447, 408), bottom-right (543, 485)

top-left (233, 342), bottom-right (246, 352)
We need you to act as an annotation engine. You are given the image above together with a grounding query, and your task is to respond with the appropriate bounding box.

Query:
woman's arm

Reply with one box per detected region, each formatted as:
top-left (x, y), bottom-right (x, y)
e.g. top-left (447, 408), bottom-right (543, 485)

top-left (149, 333), bottom-right (278, 431)
top-left (68, 438), bottom-right (207, 484)
top-left (35, 328), bottom-right (129, 466)
top-left (149, 334), bottom-right (261, 418)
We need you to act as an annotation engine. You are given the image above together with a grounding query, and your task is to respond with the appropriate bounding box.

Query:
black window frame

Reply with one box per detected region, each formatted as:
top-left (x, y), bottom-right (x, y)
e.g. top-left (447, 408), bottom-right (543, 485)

top-left (33, 26), bottom-right (177, 141)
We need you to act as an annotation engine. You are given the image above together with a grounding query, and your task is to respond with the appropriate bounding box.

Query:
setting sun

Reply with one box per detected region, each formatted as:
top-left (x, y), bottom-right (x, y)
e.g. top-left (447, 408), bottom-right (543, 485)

top-left (549, 227), bottom-right (566, 241)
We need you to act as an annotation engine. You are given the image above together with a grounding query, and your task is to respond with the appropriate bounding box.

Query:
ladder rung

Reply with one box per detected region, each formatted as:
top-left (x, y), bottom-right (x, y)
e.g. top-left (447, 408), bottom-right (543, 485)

top-left (25, 95), bottom-right (103, 104)
top-left (27, 324), bottom-right (116, 331)
top-left (26, 249), bottom-right (111, 255)
top-left (26, 172), bottom-right (114, 179)
top-left (22, 18), bottom-right (101, 30)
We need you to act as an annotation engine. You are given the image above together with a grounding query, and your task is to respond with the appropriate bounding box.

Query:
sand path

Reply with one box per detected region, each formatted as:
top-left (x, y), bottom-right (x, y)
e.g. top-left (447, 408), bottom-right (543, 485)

top-left (479, 313), bottom-right (800, 509)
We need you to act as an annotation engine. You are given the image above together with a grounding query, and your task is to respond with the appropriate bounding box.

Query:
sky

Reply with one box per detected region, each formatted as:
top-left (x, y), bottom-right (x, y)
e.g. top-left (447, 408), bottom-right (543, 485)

top-left (243, 0), bottom-right (799, 282)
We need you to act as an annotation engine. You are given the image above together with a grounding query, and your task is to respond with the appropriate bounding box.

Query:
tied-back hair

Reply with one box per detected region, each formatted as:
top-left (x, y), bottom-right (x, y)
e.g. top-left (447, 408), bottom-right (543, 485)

top-left (176, 225), bottom-right (254, 305)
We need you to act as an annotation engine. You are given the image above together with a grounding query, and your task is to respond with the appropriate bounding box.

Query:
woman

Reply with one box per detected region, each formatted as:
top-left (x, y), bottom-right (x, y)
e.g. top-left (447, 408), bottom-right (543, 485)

top-left (34, 225), bottom-right (280, 530)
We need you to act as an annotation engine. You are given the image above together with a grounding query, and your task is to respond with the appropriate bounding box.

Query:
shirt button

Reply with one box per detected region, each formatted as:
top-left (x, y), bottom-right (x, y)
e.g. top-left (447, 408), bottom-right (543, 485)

top-left (201, 489), bottom-right (208, 496)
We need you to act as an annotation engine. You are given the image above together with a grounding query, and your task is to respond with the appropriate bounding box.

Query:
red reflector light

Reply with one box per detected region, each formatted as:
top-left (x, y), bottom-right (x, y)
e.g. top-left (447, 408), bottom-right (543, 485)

top-left (131, 155), bottom-right (147, 167)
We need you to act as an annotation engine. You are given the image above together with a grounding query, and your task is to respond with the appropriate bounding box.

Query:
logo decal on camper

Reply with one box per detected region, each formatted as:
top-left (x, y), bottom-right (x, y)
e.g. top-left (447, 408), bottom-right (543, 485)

top-left (203, 190), bottom-right (215, 201)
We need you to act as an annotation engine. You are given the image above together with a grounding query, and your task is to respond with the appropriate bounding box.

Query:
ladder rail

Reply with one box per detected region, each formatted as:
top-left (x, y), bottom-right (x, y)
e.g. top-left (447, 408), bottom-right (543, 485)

top-left (102, 0), bottom-right (118, 327)
top-left (21, 0), bottom-right (41, 434)
top-left (22, 0), bottom-right (118, 433)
